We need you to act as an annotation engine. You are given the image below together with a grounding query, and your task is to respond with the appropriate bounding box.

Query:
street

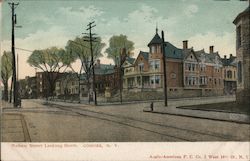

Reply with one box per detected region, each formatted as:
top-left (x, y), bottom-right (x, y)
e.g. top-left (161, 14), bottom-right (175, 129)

top-left (1, 97), bottom-right (250, 142)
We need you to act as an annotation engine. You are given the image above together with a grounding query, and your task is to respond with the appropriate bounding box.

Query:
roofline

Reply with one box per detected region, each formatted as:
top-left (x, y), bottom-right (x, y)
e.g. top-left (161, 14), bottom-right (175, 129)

top-left (233, 7), bottom-right (250, 24)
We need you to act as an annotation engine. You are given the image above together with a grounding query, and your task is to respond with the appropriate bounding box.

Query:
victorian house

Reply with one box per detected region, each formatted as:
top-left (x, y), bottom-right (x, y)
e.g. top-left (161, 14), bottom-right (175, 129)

top-left (123, 28), bottom-right (224, 98)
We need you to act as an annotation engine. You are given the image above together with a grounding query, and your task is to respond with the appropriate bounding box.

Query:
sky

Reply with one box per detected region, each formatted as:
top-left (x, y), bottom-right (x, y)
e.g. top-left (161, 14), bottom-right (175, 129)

top-left (0, 0), bottom-right (248, 79)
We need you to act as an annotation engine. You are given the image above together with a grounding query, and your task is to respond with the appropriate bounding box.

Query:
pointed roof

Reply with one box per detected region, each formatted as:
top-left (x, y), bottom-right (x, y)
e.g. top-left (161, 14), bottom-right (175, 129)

top-left (139, 51), bottom-right (149, 60)
top-left (221, 56), bottom-right (237, 67)
top-left (147, 29), bottom-right (162, 46)
top-left (126, 57), bottom-right (135, 64)
top-left (164, 42), bottom-right (183, 59)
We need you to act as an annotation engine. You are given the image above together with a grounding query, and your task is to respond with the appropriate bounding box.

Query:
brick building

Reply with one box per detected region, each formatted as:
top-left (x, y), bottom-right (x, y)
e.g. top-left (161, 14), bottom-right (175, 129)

top-left (221, 54), bottom-right (237, 95)
top-left (233, 5), bottom-right (250, 105)
top-left (123, 28), bottom-right (224, 98)
top-left (55, 72), bottom-right (88, 101)
top-left (54, 59), bottom-right (123, 101)
top-left (36, 72), bottom-right (63, 98)
top-left (19, 76), bottom-right (37, 99)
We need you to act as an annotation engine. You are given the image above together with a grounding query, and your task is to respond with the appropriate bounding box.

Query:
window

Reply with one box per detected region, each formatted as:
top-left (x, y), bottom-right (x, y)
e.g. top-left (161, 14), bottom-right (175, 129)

top-left (138, 63), bottom-right (144, 72)
top-left (200, 64), bottom-right (206, 72)
top-left (150, 76), bottom-right (154, 85)
top-left (171, 73), bottom-right (176, 79)
top-left (214, 78), bottom-right (217, 85)
top-left (155, 76), bottom-right (160, 84)
top-left (227, 71), bottom-right (232, 79)
top-left (151, 46), bottom-right (156, 53)
top-left (186, 76), bottom-right (198, 86)
top-left (237, 25), bottom-right (241, 48)
top-left (137, 76), bottom-right (141, 85)
top-left (150, 61), bottom-right (154, 70)
top-left (150, 75), bottom-right (160, 85)
top-left (155, 60), bottom-right (160, 70)
top-left (188, 64), bottom-right (191, 71)
top-left (192, 64), bottom-right (195, 71)
top-left (149, 60), bottom-right (160, 71)
top-left (238, 61), bottom-right (242, 83)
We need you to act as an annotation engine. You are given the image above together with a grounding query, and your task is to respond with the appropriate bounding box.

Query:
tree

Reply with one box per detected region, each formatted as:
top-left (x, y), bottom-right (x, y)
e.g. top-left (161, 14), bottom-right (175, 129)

top-left (27, 47), bottom-right (74, 98)
top-left (105, 34), bottom-right (134, 65)
top-left (65, 36), bottom-right (105, 102)
top-left (1, 51), bottom-right (13, 101)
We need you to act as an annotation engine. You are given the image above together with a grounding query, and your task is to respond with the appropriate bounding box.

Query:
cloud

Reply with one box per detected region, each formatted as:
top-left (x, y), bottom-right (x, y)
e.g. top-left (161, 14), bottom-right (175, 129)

top-left (96, 4), bottom-right (178, 58)
top-left (1, 3), bottom-right (238, 79)
top-left (1, 26), bottom-right (73, 79)
top-left (186, 32), bottom-right (235, 56)
top-left (56, 5), bottom-right (104, 22)
top-left (184, 4), bottom-right (199, 17)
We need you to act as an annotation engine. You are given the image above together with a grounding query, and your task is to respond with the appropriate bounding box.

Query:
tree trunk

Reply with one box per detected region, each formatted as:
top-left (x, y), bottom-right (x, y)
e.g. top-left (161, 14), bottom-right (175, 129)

top-left (9, 76), bottom-right (13, 103)
top-left (3, 81), bottom-right (8, 101)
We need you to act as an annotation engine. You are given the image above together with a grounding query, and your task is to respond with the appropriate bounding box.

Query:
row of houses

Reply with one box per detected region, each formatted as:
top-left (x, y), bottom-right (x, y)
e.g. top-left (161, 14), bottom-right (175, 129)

top-left (122, 28), bottom-right (238, 98)
top-left (19, 29), bottom-right (238, 100)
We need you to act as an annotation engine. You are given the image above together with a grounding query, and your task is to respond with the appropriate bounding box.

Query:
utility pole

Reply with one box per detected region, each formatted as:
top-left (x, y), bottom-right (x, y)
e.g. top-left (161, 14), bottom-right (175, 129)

top-left (17, 53), bottom-right (19, 80)
top-left (161, 31), bottom-right (168, 106)
top-left (84, 21), bottom-right (97, 105)
top-left (9, 2), bottom-right (19, 107)
top-left (119, 48), bottom-right (124, 104)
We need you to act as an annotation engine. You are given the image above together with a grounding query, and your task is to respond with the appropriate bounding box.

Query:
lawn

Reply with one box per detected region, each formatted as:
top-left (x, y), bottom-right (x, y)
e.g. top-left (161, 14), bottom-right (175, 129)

top-left (177, 102), bottom-right (250, 115)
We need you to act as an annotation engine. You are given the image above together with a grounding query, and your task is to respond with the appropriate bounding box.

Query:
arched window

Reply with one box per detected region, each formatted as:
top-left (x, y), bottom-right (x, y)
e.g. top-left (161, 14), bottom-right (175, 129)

top-left (227, 70), bottom-right (232, 79)
top-left (238, 61), bottom-right (242, 83)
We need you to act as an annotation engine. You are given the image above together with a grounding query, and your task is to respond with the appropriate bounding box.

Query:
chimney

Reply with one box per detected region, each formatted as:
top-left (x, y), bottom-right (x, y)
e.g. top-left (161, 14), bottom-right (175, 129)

top-left (183, 40), bottom-right (188, 49)
top-left (209, 46), bottom-right (214, 54)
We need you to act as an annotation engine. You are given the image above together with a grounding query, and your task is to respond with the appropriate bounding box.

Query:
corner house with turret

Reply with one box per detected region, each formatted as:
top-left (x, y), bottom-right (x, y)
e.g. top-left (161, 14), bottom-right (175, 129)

top-left (122, 28), bottom-right (224, 98)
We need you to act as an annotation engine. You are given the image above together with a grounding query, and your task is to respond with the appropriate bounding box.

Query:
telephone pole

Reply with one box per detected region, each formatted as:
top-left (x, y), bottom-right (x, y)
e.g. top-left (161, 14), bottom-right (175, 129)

top-left (9, 2), bottom-right (19, 107)
top-left (84, 21), bottom-right (97, 106)
top-left (161, 31), bottom-right (168, 106)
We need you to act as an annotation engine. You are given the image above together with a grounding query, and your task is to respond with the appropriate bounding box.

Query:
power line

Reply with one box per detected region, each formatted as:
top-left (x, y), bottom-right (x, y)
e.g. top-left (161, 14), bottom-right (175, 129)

top-left (15, 47), bottom-right (33, 52)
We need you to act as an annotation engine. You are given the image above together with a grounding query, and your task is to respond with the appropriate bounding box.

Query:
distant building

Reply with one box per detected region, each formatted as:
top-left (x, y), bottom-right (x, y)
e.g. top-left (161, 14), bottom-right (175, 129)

top-left (55, 72), bottom-right (87, 101)
top-left (36, 72), bottom-right (63, 98)
top-left (54, 59), bottom-right (123, 101)
top-left (221, 54), bottom-right (237, 95)
top-left (233, 5), bottom-right (250, 104)
top-left (123, 28), bottom-right (224, 98)
top-left (94, 59), bottom-right (116, 94)
top-left (19, 76), bottom-right (37, 99)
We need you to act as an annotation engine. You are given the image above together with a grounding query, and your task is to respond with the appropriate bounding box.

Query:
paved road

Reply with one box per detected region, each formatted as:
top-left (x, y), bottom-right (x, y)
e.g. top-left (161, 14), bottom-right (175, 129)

top-left (2, 97), bottom-right (250, 142)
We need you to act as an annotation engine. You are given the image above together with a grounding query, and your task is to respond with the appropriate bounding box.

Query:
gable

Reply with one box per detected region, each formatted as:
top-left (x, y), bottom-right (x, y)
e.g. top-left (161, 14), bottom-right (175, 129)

top-left (185, 51), bottom-right (199, 62)
top-left (135, 53), bottom-right (146, 64)
top-left (122, 60), bottom-right (133, 67)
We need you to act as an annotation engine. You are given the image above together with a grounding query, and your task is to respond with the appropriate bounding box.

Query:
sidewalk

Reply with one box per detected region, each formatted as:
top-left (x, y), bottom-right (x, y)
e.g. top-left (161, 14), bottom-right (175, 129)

top-left (1, 101), bottom-right (31, 142)
top-left (147, 105), bottom-right (250, 124)
top-left (1, 113), bottom-right (31, 142)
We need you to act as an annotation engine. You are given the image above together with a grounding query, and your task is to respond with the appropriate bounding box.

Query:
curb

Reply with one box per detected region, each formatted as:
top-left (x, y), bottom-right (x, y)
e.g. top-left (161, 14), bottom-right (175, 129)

top-left (144, 110), bottom-right (250, 125)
